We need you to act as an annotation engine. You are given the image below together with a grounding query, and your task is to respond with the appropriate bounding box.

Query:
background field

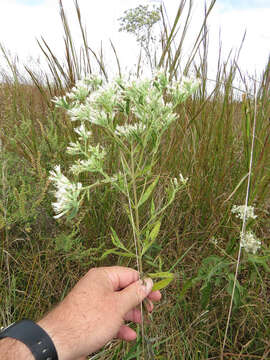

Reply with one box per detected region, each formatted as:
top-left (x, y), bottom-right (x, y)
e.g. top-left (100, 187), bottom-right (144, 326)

top-left (1, 1), bottom-right (270, 359)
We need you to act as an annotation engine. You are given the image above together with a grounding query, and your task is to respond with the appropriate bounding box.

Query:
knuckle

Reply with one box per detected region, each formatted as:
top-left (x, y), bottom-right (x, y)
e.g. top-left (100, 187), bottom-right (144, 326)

top-left (136, 281), bottom-right (145, 301)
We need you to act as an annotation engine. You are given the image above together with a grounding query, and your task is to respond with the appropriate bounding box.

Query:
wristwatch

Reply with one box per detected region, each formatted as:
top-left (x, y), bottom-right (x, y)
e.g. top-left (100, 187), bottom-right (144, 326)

top-left (0, 319), bottom-right (58, 360)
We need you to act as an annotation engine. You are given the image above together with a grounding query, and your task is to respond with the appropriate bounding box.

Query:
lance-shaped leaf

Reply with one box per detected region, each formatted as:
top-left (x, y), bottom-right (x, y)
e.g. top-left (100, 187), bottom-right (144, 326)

top-left (147, 271), bottom-right (174, 279)
top-left (248, 254), bottom-right (270, 272)
top-left (120, 152), bottom-right (131, 174)
top-left (110, 227), bottom-right (133, 255)
top-left (101, 248), bottom-right (136, 260)
top-left (142, 220), bottom-right (161, 256)
top-left (147, 271), bottom-right (174, 291)
top-left (150, 198), bottom-right (155, 217)
top-left (143, 183), bottom-right (177, 229)
top-left (152, 277), bottom-right (174, 291)
top-left (137, 175), bottom-right (159, 208)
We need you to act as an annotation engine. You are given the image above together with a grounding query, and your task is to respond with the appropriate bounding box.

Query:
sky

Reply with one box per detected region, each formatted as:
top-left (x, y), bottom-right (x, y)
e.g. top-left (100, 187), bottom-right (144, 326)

top-left (0, 0), bottom-right (269, 82)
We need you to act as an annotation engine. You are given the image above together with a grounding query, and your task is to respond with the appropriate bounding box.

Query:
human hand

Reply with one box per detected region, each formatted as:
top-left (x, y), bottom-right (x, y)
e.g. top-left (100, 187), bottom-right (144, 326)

top-left (38, 266), bottom-right (161, 360)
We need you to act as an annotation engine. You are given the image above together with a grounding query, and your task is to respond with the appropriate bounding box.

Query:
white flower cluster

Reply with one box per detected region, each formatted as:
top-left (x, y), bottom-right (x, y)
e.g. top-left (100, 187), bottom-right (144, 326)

top-left (66, 141), bottom-right (82, 155)
top-left (210, 237), bottom-right (218, 246)
top-left (172, 172), bottom-right (188, 189)
top-left (49, 165), bottom-right (82, 219)
top-left (52, 95), bottom-right (70, 109)
top-left (74, 124), bottom-right (92, 140)
top-left (231, 205), bottom-right (261, 254)
top-left (67, 103), bottom-right (92, 122)
top-left (67, 103), bottom-right (110, 127)
top-left (89, 82), bottom-right (121, 110)
top-left (240, 230), bottom-right (261, 254)
top-left (169, 76), bottom-right (201, 103)
top-left (70, 158), bottom-right (100, 176)
top-left (181, 76), bottom-right (201, 92)
top-left (52, 76), bottom-right (103, 110)
top-left (49, 71), bottom-right (199, 219)
top-left (69, 145), bottom-right (106, 175)
top-left (115, 123), bottom-right (146, 138)
top-left (66, 79), bottom-right (92, 102)
top-left (231, 205), bottom-right (257, 221)
top-left (179, 173), bottom-right (188, 185)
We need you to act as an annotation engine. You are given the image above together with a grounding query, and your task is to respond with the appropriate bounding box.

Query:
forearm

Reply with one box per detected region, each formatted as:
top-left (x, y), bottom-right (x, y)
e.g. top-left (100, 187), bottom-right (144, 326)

top-left (37, 304), bottom-right (89, 360)
top-left (0, 266), bottom-right (158, 360)
top-left (0, 337), bottom-right (34, 360)
top-left (0, 336), bottom-right (86, 360)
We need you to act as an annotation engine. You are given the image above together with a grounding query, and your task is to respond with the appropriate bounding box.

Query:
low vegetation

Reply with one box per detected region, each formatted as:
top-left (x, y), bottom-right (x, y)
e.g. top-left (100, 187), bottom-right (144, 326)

top-left (1, 0), bottom-right (270, 358)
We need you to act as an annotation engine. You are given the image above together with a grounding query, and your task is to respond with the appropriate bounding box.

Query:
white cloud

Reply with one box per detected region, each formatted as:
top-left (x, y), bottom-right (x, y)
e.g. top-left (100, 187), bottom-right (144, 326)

top-left (0, 0), bottom-right (145, 74)
top-left (0, 0), bottom-right (61, 58)
top-left (208, 2), bottom-right (270, 76)
top-left (218, 0), bottom-right (270, 10)
top-left (0, 0), bottom-right (269, 80)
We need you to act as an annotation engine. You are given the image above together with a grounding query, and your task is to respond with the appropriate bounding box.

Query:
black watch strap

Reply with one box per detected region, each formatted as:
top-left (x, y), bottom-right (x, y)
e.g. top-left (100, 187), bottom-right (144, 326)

top-left (0, 319), bottom-right (58, 360)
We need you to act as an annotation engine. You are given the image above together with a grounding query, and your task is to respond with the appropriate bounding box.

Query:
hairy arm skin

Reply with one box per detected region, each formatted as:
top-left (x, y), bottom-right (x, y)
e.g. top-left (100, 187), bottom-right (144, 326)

top-left (0, 266), bottom-right (160, 360)
top-left (0, 337), bottom-right (86, 360)
top-left (0, 337), bottom-right (34, 360)
top-left (0, 321), bottom-right (87, 360)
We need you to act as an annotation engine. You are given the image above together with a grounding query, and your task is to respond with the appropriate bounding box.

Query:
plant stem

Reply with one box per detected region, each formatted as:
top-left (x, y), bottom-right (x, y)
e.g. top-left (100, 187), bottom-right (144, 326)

top-left (130, 143), bottom-right (143, 274)
top-left (130, 142), bottom-right (147, 359)
top-left (221, 87), bottom-right (258, 358)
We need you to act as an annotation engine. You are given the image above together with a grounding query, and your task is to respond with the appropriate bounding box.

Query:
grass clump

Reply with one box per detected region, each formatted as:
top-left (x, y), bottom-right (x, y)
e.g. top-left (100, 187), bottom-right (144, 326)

top-left (1, 0), bottom-right (270, 358)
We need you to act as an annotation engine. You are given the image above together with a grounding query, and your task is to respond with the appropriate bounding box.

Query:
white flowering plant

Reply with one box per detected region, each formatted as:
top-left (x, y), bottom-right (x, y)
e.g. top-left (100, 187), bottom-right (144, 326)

top-left (49, 71), bottom-right (200, 291)
top-left (180, 203), bottom-right (264, 311)
top-left (231, 205), bottom-right (261, 255)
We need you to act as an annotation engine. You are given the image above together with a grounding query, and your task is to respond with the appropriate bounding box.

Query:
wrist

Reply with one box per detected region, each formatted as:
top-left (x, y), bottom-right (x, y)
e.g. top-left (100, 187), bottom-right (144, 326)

top-left (37, 314), bottom-right (77, 360)
top-left (37, 298), bottom-right (97, 360)
top-left (0, 337), bottom-right (34, 360)
top-left (0, 319), bottom-right (59, 360)
top-left (37, 318), bottom-right (64, 360)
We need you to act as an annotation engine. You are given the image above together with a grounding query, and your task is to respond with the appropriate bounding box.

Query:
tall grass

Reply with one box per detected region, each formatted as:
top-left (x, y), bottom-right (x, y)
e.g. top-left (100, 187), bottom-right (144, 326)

top-left (1, 0), bottom-right (270, 358)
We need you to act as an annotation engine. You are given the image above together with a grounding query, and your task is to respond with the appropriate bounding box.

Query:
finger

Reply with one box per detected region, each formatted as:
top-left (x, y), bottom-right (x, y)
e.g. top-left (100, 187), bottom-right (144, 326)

top-left (147, 290), bottom-right (162, 302)
top-left (102, 266), bottom-right (139, 291)
top-left (124, 308), bottom-right (142, 323)
top-left (124, 300), bottom-right (154, 323)
top-left (116, 325), bottom-right (137, 341)
top-left (144, 298), bottom-right (154, 312)
top-left (118, 278), bottom-right (153, 315)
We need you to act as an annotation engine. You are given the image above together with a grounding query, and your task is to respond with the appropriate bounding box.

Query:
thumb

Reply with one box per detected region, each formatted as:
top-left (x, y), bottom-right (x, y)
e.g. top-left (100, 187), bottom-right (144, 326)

top-left (118, 278), bottom-right (153, 315)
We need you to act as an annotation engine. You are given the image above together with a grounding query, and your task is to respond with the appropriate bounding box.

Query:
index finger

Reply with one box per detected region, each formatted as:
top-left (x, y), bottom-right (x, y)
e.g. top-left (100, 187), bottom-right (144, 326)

top-left (102, 266), bottom-right (139, 291)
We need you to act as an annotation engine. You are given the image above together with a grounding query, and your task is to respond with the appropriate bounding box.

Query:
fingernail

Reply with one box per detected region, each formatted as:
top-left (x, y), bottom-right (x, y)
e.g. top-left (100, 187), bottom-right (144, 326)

top-left (143, 278), bottom-right (153, 294)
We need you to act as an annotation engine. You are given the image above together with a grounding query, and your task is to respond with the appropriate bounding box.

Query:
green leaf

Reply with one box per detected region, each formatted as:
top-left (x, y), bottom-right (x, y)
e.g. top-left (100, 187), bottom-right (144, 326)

top-left (200, 282), bottom-right (212, 308)
top-left (166, 186), bottom-right (176, 208)
top-left (226, 273), bottom-right (242, 308)
top-left (147, 271), bottom-right (174, 279)
top-left (197, 255), bottom-right (230, 282)
top-left (0, 214), bottom-right (6, 230)
top-left (110, 227), bottom-right (130, 253)
top-left (178, 277), bottom-right (199, 300)
top-left (150, 198), bottom-right (155, 217)
top-left (145, 258), bottom-right (159, 268)
top-left (152, 277), bottom-right (174, 291)
top-left (137, 176), bottom-right (159, 208)
top-left (145, 271), bottom-right (174, 291)
top-left (248, 254), bottom-right (270, 272)
top-left (140, 164), bottom-right (152, 177)
top-left (150, 220), bottom-right (161, 241)
top-left (120, 152), bottom-right (131, 174)
top-left (125, 98), bottom-right (130, 115)
top-left (101, 248), bottom-right (136, 260)
top-left (142, 220), bottom-right (161, 256)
